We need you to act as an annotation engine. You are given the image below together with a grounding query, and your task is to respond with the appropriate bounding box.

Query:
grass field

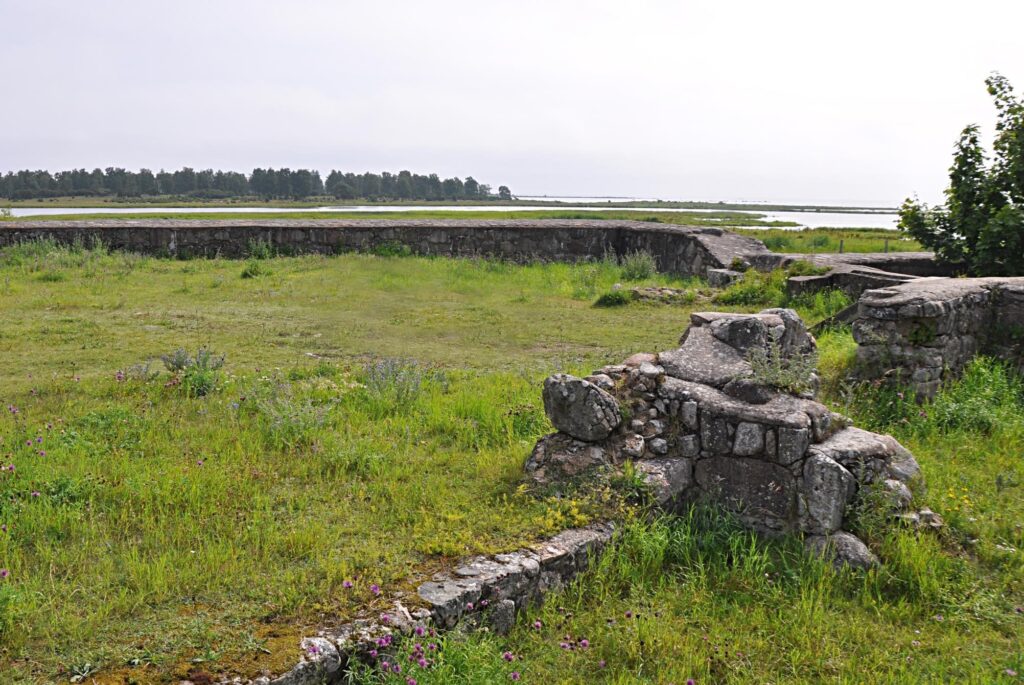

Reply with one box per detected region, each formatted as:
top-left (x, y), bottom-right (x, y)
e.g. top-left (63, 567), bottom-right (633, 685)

top-left (0, 241), bottom-right (1015, 684)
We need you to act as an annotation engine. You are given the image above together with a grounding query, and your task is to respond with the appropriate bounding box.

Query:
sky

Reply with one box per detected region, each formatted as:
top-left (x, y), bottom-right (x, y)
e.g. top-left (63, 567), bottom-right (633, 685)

top-left (2, 0), bottom-right (1023, 206)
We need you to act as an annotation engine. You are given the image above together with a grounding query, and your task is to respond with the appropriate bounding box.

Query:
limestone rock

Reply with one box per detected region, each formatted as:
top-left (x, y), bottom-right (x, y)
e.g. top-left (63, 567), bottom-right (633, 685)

top-left (542, 374), bottom-right (621, 441)
top-left (799, 454), bottom-right (856, 534)
top-left (805, 531), bottom-right (879, 570)
top-left (524, 433), bottom-right (613, 486)
top-left (695, 457), bottom-right (798, 532)
top-left (634, 458), bottom-right (693, 509)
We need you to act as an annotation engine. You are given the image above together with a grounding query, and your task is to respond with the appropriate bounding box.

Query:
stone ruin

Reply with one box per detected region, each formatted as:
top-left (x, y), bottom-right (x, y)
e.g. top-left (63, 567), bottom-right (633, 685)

top-left (854, 277), bottom-right (1024, 399)
top-left (527, 308), bottom-right (938, 568)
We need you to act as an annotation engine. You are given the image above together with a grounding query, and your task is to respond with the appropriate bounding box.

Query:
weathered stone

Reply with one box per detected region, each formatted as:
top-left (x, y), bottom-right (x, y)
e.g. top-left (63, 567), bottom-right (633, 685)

top-left (660, 326), bottom-right (751, 387)
top-left (542, 374), bottom-right (621, 441)
top-left (776, 427), bottom-right (810, 465)
top-left (805, 531), bottom-right (879, 570)
top-left (679, 434), bottom-right (700, 457)
top-left (722, 378), bottom-right (774, 404)
top-left (585, 373), bottom-right (615, 391)
top-left (707, 268), bottom-right (743, 288)
top-left (624, 352), bottom-right (658, 367)
top-left (634, 458), bottom-right (693, 508)
top-left (486, 599), bottom-right (517, 636)
top-left (648, 437), bottom-right (669, 455)
top-left (732, 421), bottom-right (765, 456)
top-left (695, 457), bottom-right (797, 531)
top-left (638, 361), bottom-right (664, 378)
top-left (800, 454), bottom-right (856, 534)
top-left (524, 433), bottom-right (613, 486)
top-left (880, 478), bottom-right (913, 510)
top-left (623, 433), bottom-right (645, 458)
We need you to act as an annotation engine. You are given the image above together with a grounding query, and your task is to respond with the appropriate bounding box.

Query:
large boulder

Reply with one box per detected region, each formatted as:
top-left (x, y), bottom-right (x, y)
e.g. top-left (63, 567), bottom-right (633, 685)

top-left (542, 374), bottom-right (622, 441)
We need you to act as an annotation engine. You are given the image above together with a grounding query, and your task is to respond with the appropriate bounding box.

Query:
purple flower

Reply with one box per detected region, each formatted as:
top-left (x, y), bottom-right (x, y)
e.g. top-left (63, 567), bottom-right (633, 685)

top-left (428, 643), bottom-right (437, 651)
top-left (532, 620), bottom-right (542, 630)
top-left (579, 638), bottom-right (589, 649)
top-left (1, 524), bottom-right (7, 533)
top-left (503, 651), bottom-right (515, 662)
top-left (417, 657), bottom-right (428, 668)
top-left (35, 437), bottom-right (42, 444)
top-left (414, 626), bottom-right (425, 637)
top-left (466, 602), bottom-right (474, 611)
top-left (0, 569), bottom-right (8, 579)
top-left (509, 672), bottom-right (521, 681)
top-left (369, 649), bottom-right (378, 658)
top-left (38, 450), bottom-right (45, 457)
top-left (307, 644), bottom-right (320, 655)
top-left (380, 613), bottom-right (391, 624)
top-left (392, 664), bottom-right (401, 674)
top-left (343, 580), bottom-right (353, 589)
top-left (599, 660), bottom-right (606, 668)
top-left (370, 584), bottom-right (381, 596)
top-left (480, 599), bottom-right (489, 607)
top-left (687, 680), bottom-right (696, 685)
top-left (407, 679), bottom-right (418, 685)
top-left (30, 491), bottom-right (40, 498)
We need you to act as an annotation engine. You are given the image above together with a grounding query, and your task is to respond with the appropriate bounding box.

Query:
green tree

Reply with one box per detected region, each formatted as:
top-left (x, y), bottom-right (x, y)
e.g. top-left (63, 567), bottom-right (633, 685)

top-left (899, 73), bottom-right (1024, 275)
top-left (498, 185), bottom-right (512, 201)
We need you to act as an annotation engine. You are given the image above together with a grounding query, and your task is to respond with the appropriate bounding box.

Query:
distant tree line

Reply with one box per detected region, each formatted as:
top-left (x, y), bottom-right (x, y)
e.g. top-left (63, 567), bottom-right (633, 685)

top-left (0, 167), bottom-right (513, 202)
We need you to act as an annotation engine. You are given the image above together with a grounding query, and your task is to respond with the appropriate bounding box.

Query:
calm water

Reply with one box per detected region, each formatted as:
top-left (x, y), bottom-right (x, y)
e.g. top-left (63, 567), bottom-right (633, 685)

top-left (7, 204), bottom-right (899, 230)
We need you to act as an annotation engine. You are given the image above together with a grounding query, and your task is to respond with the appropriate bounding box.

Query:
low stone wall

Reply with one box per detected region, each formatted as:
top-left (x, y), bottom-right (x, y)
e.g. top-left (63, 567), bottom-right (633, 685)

top-left (854, 277), bottom-right (1024, 398)
top-left (527, 309), bottom-right (931, 566)
top-left (0, 219), bottom-right (770, 278)
top-left (260, 523), bottom-right (614, 685)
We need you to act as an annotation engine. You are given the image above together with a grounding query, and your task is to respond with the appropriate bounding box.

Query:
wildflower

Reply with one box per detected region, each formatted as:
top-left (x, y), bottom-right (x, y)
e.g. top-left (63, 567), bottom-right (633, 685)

top-left (599, 660), bottom-right (606, 668)
top-left (343, 580), bottom-right (353, 589)
top-left (38, 450), bottom-right (45, 457)
top-left (428, 643), bottom-right (437, 651)
top-left (503, 651), bottom-right (515, 662)
top-left (579, 639), bottom-right (589, 649)
top-left (307, 644), bottom-right (321, 655)
top-left (1, 524), bottom-right (6, 533)
top-left (414, 625), bottom-right (425, 637)
top-left (392, 664), bottom-right (401, 674)
top-left (35, 437), bottom-right (42, 444)
top-left (687, 680), bottom-right (696, 685)
top-left (31, 491), bottom-right (40, 498)
top-left (417, 657), bottom-right (427, 668)
top-left (933, 614), bottom-right (943, 622)
top-left (625, 611), bottom-right (633, 619)
top-left (369, 649), bottom-right (378, 659)
top-left (1005, 669), bottom-right (1018, 677)
top-left (480, 599), bottom-right (489, 607)
top-left (466, 602), bottom-right (474, 611)
top-left (509, 672), bottom-right (521, 681)
top-left (407, 679), bottom-right (418, 685)
top-left (0, 569), bottom-right (8, 578)
top-left (532, 620), bottom-right (542, 630)
top-left (381, 613), bottom-right (391, 624)
top-left (371, 584), bottom-right (381, 596)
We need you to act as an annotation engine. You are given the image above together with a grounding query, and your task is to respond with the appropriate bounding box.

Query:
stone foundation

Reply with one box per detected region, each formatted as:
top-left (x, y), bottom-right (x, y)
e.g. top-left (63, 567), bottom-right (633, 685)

top-left (853, 277), bottom-right (1024, 398)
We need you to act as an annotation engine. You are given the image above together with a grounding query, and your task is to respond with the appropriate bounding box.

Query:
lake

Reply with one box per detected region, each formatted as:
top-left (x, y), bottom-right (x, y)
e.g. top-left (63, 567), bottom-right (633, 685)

top-left (6, 204), bottom-right (899, 230)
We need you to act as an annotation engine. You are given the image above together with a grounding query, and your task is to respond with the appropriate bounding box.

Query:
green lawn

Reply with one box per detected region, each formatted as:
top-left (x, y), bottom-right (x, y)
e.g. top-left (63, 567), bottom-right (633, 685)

top-left (0, 242), bottom-right (1016, 684)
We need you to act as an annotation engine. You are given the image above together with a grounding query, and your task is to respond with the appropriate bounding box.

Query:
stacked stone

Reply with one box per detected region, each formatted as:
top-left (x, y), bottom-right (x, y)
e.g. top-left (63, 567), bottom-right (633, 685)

top-left (527, 308), bottom-right (928, 568)
top-left (854, 277), bottom-right (1024, 399)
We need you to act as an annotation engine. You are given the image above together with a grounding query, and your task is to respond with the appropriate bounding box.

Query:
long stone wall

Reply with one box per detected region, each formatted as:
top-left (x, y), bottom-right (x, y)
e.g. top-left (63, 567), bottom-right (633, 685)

top-left (854, 277), bottom-right (1024, 398)
top-left (0, 219), bottom-right (769, 278)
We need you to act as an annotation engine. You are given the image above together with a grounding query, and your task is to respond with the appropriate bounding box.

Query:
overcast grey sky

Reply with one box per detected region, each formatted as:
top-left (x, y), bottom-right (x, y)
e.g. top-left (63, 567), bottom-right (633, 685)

top-left (2, 0), bottom-right (1022, 205)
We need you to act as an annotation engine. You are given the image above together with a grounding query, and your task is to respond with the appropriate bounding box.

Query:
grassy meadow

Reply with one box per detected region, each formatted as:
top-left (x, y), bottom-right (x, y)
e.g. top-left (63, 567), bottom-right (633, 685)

top-left (0, 240), bottom-right (1017, 684)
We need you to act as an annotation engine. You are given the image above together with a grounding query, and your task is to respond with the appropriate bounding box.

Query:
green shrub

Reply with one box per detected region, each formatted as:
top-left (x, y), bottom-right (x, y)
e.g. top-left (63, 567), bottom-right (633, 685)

top-left (594, 289), bottom-right (632, 307)
top-left (786, 259), bottom-right (831, 276)
top-left (246, 237), bottom-right (275, 259)
top-left (620, 250), bottom-right (657, 281)
top-left (713, 269), bottom-right (786, 306)
top-left (160, 347), bottom-right (225, 397)
top-left (241, 259), bottom-right (270, 278)
top-left (370, 241), bottom-right (413, 257)
top-left (747, 329), bottom-right (819, 394)
top-left (362, 358), bottom-right (427, 414)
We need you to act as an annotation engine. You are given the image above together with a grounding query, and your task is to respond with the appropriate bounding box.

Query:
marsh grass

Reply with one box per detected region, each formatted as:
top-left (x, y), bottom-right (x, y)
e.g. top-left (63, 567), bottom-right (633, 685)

top-left (0, 248), bottom-right (1019, 683)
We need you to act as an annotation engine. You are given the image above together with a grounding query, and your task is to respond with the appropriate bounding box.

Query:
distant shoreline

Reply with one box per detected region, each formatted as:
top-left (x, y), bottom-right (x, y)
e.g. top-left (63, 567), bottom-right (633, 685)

top-left (2, 196), bottom-right (898, 214)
